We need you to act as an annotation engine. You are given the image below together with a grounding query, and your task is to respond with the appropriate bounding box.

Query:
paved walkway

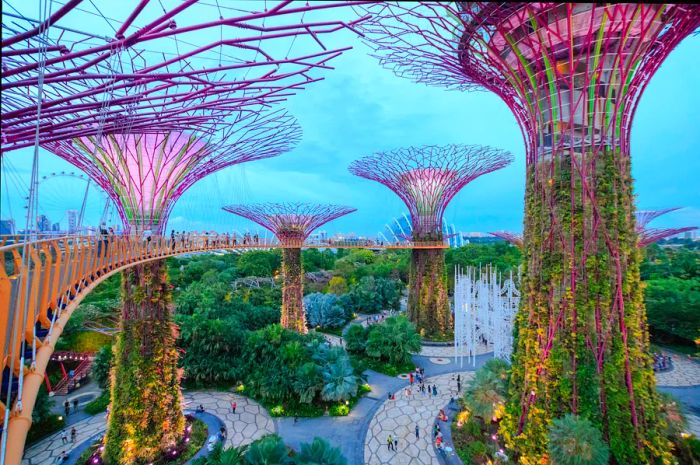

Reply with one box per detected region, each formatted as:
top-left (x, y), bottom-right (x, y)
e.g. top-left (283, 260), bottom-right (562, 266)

top-left (22, 390), bottom-right (274, 465)
top-left (419, 343), bottom-right (491, 358)
top-left (363, 371), bottom-right (472, 465)
top-left (655, 353), bottom-right (700, 387)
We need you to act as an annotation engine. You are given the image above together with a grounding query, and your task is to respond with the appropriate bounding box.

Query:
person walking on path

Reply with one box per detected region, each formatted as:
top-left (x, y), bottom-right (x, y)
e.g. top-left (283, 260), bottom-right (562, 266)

top-left (63, 400), bottom-right (70, 416)
top-left (73, 398), bottom-right (79, 412)
top-left (415, 424), bottom-right (420, 439)
top-left (427, 385), bottom-right (432, 397)
top-left (387, 435), bottom-right (394, 451)
top-left (409, 372), bottom-right (414, 385)
top-left (231, 401), bottom-right (237, 414)
top-left (432, 385), bottom-right (438, 396)
top-left (394, 438), bottom-right (398, 451)
top-left (70, 427), bottom-right (77, 443)
top-left (61, 431), bottom-right (68, 444)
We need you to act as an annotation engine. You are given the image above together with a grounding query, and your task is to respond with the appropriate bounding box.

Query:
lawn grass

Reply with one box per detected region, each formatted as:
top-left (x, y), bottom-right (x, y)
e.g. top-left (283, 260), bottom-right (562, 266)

top-left (350, 354), bottom-right (416, 377)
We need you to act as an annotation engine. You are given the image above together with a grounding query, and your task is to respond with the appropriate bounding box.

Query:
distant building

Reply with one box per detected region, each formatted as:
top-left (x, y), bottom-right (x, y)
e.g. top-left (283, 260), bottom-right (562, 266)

top-left (52, 222), bottom-right (61, 232)
top-left (382, 213), bottom-right (465, 247)
top-left (67, 209), bottom-right (78, 233)
top-left (683, 231), bottom-right (698, 241)
top-left (0, 219), bottom-right (16, 235)
top-left (36, 214), bottom-right (51, 232)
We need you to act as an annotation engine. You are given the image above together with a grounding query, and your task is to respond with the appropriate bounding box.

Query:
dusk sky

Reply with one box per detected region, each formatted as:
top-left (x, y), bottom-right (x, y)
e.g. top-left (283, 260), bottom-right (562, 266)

top-left (2, 3), bottom-right (699, 237)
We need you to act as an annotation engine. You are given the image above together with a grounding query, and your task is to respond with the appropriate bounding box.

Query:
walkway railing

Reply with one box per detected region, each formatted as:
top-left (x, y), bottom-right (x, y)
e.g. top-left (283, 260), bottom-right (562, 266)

top-left (0, 232), bottom-right (447, 463)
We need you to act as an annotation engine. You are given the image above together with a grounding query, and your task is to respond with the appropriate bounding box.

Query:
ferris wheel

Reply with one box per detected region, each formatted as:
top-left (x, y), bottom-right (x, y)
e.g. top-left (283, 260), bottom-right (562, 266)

top-left (30, 171), bottom-right (115, 233)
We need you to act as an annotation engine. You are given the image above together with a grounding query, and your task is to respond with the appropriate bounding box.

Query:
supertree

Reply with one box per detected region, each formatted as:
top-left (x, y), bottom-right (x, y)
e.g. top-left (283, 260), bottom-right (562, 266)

top-left (1, 1), bottom-right (370, 152)
top-left (223, 203), bottom-right (356, 332)
top-left (349, 145), bottom-right (512, 337)
top-left (636, 208), bottom-right (698, 247)
top-left (42, 111), bottom-right (299, 464)
top-left (357, 3), bottom-right (700, 463)
top-left (489, 231), bottom-right (524, 249)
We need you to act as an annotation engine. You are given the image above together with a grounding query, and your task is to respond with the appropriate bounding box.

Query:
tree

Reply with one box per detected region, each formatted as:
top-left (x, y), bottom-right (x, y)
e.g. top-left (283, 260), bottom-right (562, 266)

top-left (644, 277), bottom-right (700, 343)
top-left (237, 250), bottom-right (282, 277)
top-left (245, 435), bottom-right (291, 465)
top-left (293, 362), bottom-right (323, 404)
top-left (326, 276), bottom-right (348, 295)
top-left (304, 293), bottom-right (348, 329)
top-left (321, 358), bottom-right (359, 402)
top-left (365, 316), bottom-right (421, 365)
top-left (296, 438), bottom-right (347, 465)
top-left (92, 344), bottom-right (113, 389)
top-left (343, 324), bottom-right (368, 354)
top-left (341, 276), bottom-right (401, 314)
top-left (547, 414), bottom-right (609, 465)
top-left (463, 359), bottom-right (509, 421)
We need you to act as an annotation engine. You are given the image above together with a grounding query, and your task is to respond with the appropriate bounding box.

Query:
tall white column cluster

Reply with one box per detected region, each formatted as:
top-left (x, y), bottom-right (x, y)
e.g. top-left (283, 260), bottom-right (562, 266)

top-left (454, 265), bottom-right (520, 367)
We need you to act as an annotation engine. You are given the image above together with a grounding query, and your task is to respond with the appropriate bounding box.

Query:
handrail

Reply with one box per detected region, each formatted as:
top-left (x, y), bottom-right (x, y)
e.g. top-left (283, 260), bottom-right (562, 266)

top-left (0, 231), bottom-right (450, 461)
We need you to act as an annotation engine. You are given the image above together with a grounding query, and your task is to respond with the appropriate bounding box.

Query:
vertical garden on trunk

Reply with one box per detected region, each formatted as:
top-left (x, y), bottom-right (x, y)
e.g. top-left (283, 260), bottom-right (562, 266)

top-left (104, 261), bottom-right (184, 464)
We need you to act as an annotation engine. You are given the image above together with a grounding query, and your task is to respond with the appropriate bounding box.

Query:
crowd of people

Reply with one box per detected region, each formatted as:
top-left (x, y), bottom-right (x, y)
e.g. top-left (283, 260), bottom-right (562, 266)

top-left (383, 367), bottom-right (462, 459)
top-left (652, 352), bottom-right (673, 372)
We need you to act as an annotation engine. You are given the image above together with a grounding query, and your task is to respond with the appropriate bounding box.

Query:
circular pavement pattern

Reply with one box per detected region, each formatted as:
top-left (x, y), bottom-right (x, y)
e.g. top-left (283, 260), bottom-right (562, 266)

top-left (364, 371), bottom-right (472, 465)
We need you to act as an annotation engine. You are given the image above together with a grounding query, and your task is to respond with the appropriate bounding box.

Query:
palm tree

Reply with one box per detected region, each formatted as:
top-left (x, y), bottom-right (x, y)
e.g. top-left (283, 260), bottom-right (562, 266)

top-left (296, 437), bottom-right (347, 465)
top-left (321, 358), bottom-right (359, 402)
top-left (245, 435), bottom-right (291, 465)
top-left (463, 359), bottom-right (510, 421)
top-left (547, 414), bottom-right (609, 465)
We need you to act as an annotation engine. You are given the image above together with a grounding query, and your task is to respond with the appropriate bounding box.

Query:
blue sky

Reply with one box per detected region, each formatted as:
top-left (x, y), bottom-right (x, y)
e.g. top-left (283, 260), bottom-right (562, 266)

top-left (2, 4), bottom-right (698, 237)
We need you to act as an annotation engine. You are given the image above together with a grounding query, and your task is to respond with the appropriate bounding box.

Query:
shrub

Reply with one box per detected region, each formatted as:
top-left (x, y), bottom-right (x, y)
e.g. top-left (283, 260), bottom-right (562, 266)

top-left (296, 437), bottom-right (347, 465)
top-left (245, 434), bottom-right (291, 465)
top-left (456, 440), bottom-right (490, 465)
top-left (84, 390), bottom-right (110, 414)
top-left (365, 316), bottom-right (421, 365)
top-left (547, 414), bottom-right (609, 465)
top-left (321, 358), bottom-right (359, 402)
top-left (92, 344), bottom-right (112, 389)
top-left (344, 324), bottom-right (368, 354)
top-left (328, 404), bottom-right (350, 416)
top-left (340, 276), bottom-right (401, 314)
top-left (304, 293), bottom-right (348, 329)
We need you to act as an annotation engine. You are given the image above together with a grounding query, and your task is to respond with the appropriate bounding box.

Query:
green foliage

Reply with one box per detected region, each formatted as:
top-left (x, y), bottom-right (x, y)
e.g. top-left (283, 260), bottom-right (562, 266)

top-left (321, 358), bottom-right (359, 402)
top-left (463, 359), bottom-right (509, 421)
top-left (343, 324), bottom-right (368, 354)
top-left (644, 277), bottom-right (700, 343)
top-left (84, 391), bottom-right (110, 414)
top-left (92, 344), bottom-right (112, 389)
top-left (455, 440), bottom-right (490, 465)
top-left (325, 276), bottom-right (348, 295)
top-left (304, 293), bottom-right (349, 329)
top-left (340, 276), bottom-right (402, 314)
top-left (26, 413), bottom-right (65, 445)
top-left (446, 243), bottom-right (522, 284)
top-left (364, 316), bottom-right (421, 365)
top-left (302, 249), bottom-right (337, 272)
top-left (245, 435), bottom-right (291, 465)
top-left (548, 415), bottom-right (610, 465)
top-left (237, 250), bottom-right (282, 278)
top-left (296, 437), bottom-right (347, 465)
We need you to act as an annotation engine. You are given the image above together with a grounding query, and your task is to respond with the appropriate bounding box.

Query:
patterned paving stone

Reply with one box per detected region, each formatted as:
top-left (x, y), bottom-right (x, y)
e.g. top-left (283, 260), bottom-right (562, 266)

top-left (656, 353), bottom-right (700, 387)
top-left (363, 372), bottom-right (473, 465)
top-left (22, 390), bottom-right (274, 464)
top-left (419, 343), bottom-right (491, 358)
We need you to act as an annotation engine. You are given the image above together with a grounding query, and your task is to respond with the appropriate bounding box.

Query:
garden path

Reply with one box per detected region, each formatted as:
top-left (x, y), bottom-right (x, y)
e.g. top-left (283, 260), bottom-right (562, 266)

top-left (655, 352), bottom-right (700, 387)
top-left (21, 391), bottom-right (274, 465)
top-left (363, 371), bottom-right (473, 465)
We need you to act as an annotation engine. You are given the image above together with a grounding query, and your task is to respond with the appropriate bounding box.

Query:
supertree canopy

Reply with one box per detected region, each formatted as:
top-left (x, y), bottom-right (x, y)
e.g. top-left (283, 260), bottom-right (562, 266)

top-left (223, 203), bottom-right (355, 332)
top-left (1, 1), bottom-right (369, 152)
top-left (349, 144), bottom-right (512, 337)
top-left (359, 3), bottom-right (700, 464)
top-left (44, 109), bottom-right (299, 233)
top-left (489, 231), bottom-right (524, 249)
top-left (636, 208), bottom-right (698, 247)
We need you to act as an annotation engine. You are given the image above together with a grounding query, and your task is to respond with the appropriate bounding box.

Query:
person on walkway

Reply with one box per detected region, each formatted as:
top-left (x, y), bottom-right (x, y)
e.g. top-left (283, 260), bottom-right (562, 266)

top-left (387, 435), bottom-right (394, 451)
top-left (71, 427), bottom-right (77, 443)
top-left (415, 424), bottom-right (420, 439)
top-left (409, 372), bottom-right (414, 385)
top-left (394, 438), bottom-right (398, 450)
top-left (231, 401), bottom-right (237, 414)
top-left (432, 384), bottom-right (438, 396)
top-left (63, 400), bottom-right (70, 416)
top-left (61, 431), bottom-right (68, 444)
top-left (57, 451), bottom-right (68, 463)
top-left (457, 379), bottom-right (461, 392)
top-left (427, 385), bottom-right (432, 397)
top-left (73, 398), bottom-right (79, 412)
top-left (171, 229), bottom-right (176, 250)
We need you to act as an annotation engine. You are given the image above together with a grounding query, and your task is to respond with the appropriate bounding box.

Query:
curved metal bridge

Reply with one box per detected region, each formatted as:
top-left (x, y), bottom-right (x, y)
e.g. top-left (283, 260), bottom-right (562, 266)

top-left (0, 233), bottom-right (446, 462)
